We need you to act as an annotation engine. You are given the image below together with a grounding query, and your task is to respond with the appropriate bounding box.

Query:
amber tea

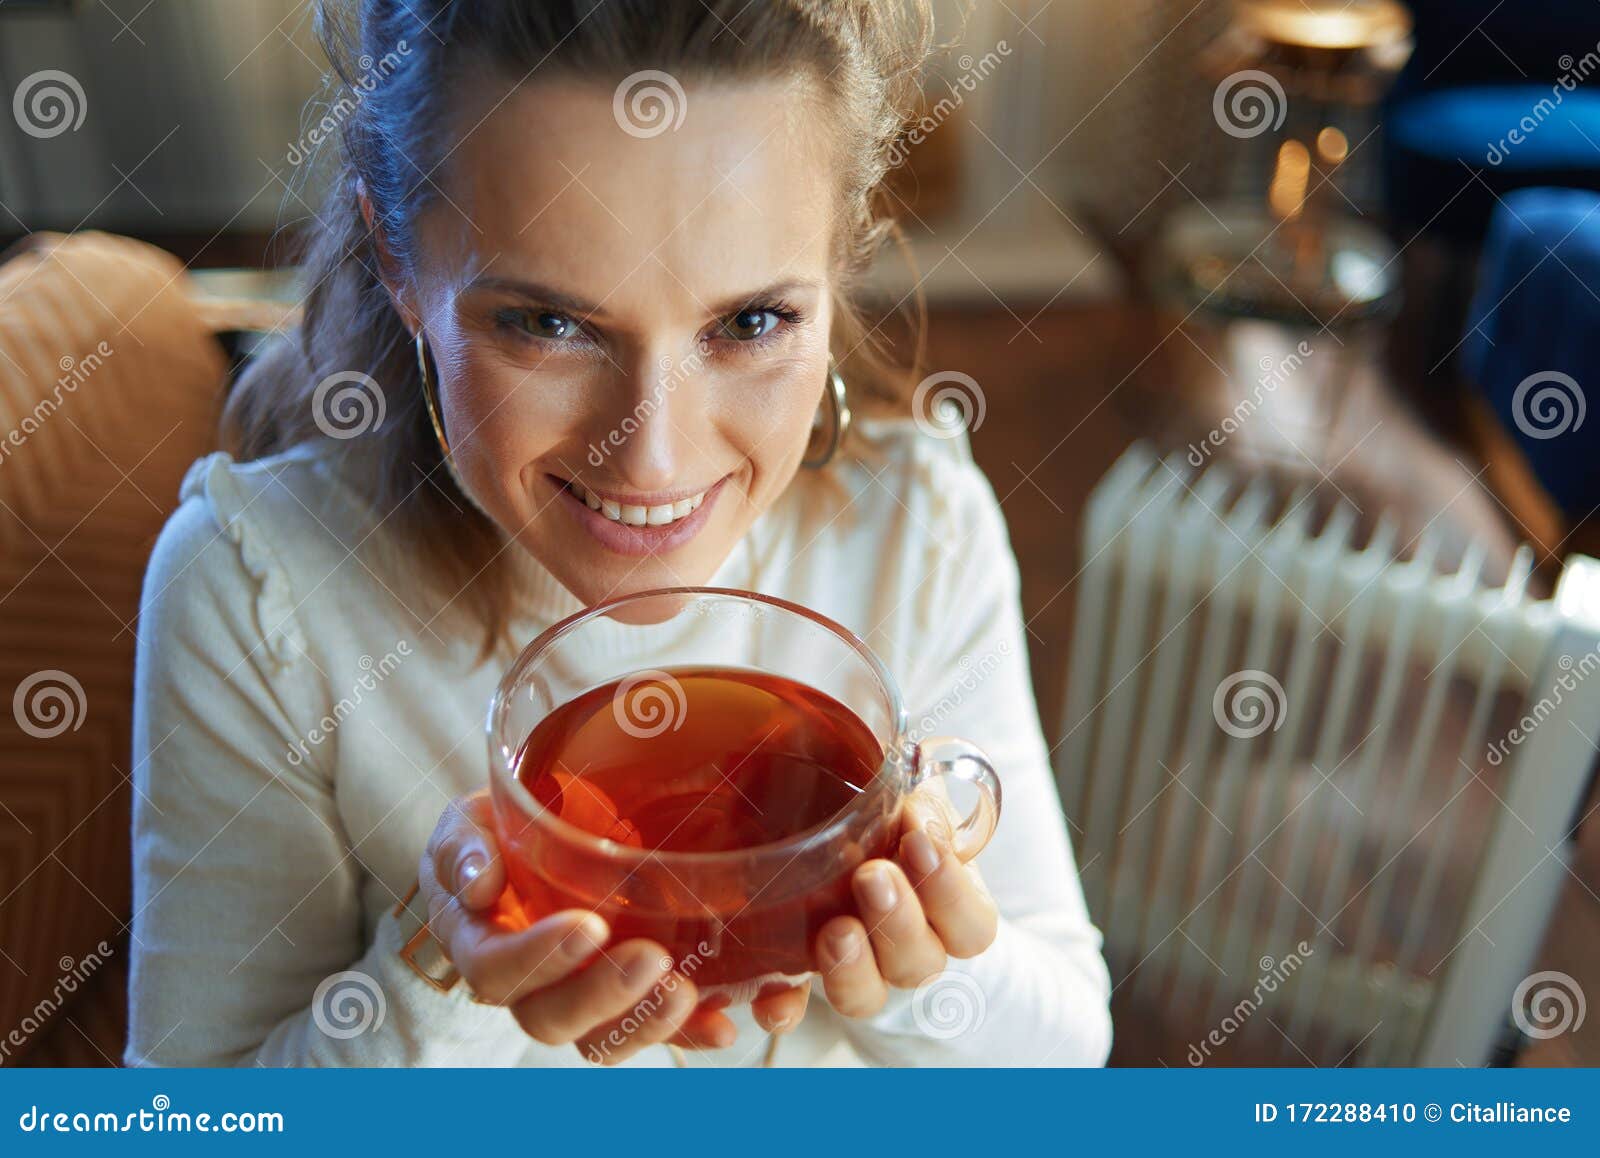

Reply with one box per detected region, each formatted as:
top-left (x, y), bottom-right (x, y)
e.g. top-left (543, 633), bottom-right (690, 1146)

top-left (507, 666), bottom-right (895, 986)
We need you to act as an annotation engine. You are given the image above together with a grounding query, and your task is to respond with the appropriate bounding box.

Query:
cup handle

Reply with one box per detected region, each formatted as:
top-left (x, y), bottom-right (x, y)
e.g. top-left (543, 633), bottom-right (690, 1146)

top-left (908, 737), bottom-right (1002, 862)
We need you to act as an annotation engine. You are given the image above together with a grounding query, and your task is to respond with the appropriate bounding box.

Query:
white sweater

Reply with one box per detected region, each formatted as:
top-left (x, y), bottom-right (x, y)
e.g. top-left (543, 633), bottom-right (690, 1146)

top-left (125, 417), bottom-right (1112, 1067)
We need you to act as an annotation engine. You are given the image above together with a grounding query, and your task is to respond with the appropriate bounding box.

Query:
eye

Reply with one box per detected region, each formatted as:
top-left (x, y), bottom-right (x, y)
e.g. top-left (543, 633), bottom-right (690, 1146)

top-left (528, 310), bottom-right (578, 340)
top-left (497, 307), bottom-right (580, 341)
top-left (718, 307), bottom-right (783, 342)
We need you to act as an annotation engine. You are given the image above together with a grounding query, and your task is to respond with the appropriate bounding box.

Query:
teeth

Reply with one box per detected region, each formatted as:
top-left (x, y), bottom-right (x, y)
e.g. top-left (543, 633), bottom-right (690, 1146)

top-left (572, 481), bottom-right (707, 527)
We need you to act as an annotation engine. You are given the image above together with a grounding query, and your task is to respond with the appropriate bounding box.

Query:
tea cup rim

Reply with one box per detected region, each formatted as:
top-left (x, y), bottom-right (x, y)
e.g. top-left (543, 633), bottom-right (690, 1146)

top-left (485, 585), bottom-right (911, 866)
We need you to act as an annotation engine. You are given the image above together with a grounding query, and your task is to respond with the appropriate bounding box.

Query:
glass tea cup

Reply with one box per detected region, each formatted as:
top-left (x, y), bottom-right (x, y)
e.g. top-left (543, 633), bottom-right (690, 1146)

top-left (486, 587), bottom-right (1001, 998)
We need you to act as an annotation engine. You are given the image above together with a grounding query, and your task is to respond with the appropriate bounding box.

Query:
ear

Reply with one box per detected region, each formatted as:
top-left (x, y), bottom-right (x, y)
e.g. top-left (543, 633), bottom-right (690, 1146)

top-left (357, 177), bottom-right (419, 334)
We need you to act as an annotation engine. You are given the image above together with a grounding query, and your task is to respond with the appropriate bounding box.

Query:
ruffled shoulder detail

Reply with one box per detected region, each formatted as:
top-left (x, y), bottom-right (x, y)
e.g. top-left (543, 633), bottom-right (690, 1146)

top-left (178, 451), bottom-right (308, 673)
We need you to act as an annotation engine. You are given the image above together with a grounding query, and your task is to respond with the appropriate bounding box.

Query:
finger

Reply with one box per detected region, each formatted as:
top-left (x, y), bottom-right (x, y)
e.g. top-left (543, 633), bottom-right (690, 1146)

top-left (441, 905), bottom-right (609, 1008)
top-left (669, 1006), bottom-right (738, 1050)
top-left (851, 859), bottom-right (947, 988)
top-left (898, 823), bottom-right (999, 959)
top-left (752, 979), bottom-right (810, 1035)
top-left (425, 792), bottom-right (505, 912)
top-left (576, 970), bottom-right (700, 1065)
top-left (816, 915), bottom-right (888, 1018)
top-left (511, 938), bottom-right (672, 1046)
top-left (416, 823), bottom-right (608, 1003)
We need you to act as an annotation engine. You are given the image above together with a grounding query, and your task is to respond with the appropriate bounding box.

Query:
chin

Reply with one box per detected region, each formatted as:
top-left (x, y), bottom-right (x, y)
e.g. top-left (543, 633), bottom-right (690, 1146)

top-left (547, 539), bottom-right (732, 608)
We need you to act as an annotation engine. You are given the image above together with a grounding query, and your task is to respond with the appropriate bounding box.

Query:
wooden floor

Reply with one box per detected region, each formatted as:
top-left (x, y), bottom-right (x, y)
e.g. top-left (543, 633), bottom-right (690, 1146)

top-left (927, 302), bottom-right (1599, 1067)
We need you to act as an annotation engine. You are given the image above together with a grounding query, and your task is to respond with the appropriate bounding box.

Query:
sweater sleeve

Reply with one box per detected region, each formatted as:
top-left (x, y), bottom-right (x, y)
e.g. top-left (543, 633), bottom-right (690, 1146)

top-left (125, 482), bottom-right (519, 1067)
top-left (835, 438), bottom-right (1113, 1067)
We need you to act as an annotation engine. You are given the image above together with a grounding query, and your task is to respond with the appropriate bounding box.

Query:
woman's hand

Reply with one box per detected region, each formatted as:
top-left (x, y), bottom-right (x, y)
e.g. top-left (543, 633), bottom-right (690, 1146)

top-left (815, 792), bottom-right (999, 1018)
top-left (418, 792), bottom-right (803, 1063)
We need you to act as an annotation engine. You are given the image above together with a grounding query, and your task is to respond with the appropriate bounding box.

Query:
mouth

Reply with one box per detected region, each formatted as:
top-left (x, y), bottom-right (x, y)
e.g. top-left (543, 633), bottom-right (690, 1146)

top-left (551, 474), bottom-right (727, 557)
top-left (570, 479), bottom-right (708, 526)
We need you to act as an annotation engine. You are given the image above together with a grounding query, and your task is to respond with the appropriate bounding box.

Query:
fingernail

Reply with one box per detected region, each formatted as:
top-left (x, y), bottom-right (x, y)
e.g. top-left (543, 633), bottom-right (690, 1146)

top-left (903, 829), bottom-right (941, 878)
top-left (858, 865), bottom-right (898, 913)
top-left (768, 1015), bottom-right (793, 1033)
top-left (560, 915), bottom-right (607, 960)
top-left (457, 852), bottom-right (486, 892)
top-left (826, 926), bottom-right (862, 966)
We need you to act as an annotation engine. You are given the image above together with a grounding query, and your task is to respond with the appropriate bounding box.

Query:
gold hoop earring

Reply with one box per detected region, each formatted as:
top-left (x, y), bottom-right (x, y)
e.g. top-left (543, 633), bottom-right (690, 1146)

top-left (802, 362), bottom-right (851, 469)
top-left (415, 328), bottom-right (452, 460)
top-left (412, 328), bottom-right (496, 522)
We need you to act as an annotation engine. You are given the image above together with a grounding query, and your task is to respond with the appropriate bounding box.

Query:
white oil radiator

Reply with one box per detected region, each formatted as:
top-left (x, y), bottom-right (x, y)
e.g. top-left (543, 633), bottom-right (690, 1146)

top-left (1055, 445), bottom-right (1600, 1066)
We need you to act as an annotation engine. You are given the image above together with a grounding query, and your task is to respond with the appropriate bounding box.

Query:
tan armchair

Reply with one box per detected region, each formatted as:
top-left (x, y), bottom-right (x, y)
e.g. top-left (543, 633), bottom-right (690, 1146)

top-left (0, 232), bottom-right (236, 1065)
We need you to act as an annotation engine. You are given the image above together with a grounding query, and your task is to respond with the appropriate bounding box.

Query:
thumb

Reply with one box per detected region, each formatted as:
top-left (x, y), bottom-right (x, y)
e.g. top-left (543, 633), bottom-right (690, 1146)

top-left (429, 791), bottom-right (507, 912)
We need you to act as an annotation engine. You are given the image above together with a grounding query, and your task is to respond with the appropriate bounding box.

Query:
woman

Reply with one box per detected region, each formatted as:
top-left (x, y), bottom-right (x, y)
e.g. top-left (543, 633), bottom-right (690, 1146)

top-left (126, 0), bottom-right (1111, 1067)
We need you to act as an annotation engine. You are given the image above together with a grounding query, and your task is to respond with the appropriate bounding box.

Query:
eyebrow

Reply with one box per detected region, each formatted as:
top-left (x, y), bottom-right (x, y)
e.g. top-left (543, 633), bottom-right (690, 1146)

top-left (465, 275), bottom-right (824, 320)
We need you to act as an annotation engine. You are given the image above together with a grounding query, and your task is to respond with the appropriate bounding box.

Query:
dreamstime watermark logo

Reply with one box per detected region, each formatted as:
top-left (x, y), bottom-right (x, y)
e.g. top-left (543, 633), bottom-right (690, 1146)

top-left (286, 641), bottom-right (412, 767)
top-left (910, 970), bottom-right (986, 1040)
top-left (17, 1094), bottom-right (283, 1134)
top-left (1487, 42), bottom-right (1600, 164)
top-left (0, 940), bottom-right (114, 1063)
top-left (1212, 69), bottom-right (1287, 139)
top-left (1486, 645), bottom-right (1600, 766)
top-left (886, 41), bottom-right (1012, 168)
top-left (13, 70), bottom-right (87, 139)
top-left (1187, 339), bottom-right (1315, 466)
top-left (12, 670), bottom-right (87, 740)
top-left (1509, 370), bottom-right (1585, 440)
top-left (1511, 970), bottom-right (1586, 1040)
top-left (312, 970), bottom-right (386, 1040)
top-left (0, 341), bottom-right (115, 469)
top-left (584, 941), bottom-right (714, 1064)
top-left (1212, 669), bottom-right (1286, 739)
top-left (312, 371), bottom-right (386, 440)
top-left (613, 70), bottom-right (687, 138)
top-left (586, 350), bottom-right (704, 467)
top-left (909, 641), bottom-right (1011, 742)
top-left (612, 670), bottom-right (687, 740)
top-left (912, 371), bottom-right (985, 440)
top-left (1187, 942), bottom-right (1313, 1065)
top-left (285, 40), bottom-right (411, 167)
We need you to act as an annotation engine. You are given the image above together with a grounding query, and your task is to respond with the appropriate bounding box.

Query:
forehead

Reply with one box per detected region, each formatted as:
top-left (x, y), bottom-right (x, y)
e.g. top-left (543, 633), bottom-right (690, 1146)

top-left (433, 75), bottom-right (839, 307)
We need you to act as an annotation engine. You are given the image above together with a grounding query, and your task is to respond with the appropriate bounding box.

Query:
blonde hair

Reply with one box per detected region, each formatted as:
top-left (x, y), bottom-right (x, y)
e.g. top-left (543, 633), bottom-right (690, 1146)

top-left (225, 0), bottom-right (936, 661)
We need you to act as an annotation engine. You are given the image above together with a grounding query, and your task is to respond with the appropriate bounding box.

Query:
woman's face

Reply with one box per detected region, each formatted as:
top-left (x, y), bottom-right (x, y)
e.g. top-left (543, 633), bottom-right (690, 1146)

top-left (399, 76), bottom-right (838, 608)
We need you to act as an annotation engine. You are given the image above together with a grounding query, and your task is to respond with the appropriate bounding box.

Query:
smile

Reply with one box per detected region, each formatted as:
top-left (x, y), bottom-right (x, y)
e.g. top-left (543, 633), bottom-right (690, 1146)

top-left (570, 480), bottom-right (706, 526)
top-left (552, 475), bottom-right (728, 557)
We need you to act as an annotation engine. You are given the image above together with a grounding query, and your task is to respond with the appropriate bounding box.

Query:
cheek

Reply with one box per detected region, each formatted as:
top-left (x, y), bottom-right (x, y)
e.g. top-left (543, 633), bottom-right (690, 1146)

top-left (722, 359), bottom-right (826, 476)
top-left (438, 348), bottom-right (569, 486)
top-left (718, 311), bottom-right (833, 468)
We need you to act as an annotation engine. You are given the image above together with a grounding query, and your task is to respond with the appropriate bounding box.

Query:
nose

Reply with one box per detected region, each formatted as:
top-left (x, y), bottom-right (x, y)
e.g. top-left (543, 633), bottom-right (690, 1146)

top-left (597, 350), bottom-right (699, 493)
